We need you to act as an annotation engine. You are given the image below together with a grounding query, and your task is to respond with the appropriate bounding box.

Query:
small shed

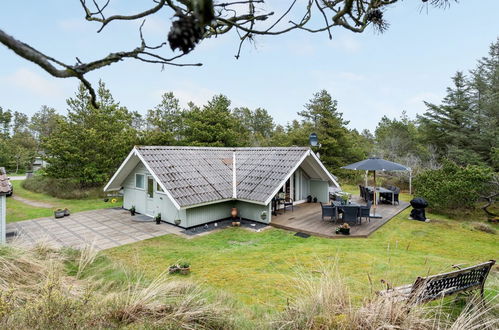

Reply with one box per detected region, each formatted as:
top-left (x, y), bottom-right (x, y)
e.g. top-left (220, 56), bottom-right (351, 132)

top-left (0, 173), bottom-right (10, 244)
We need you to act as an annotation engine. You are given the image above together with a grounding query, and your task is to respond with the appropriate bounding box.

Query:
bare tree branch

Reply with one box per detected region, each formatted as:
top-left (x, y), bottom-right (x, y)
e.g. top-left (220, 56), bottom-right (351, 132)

top-left (0, 0), bottom-right (455, 107)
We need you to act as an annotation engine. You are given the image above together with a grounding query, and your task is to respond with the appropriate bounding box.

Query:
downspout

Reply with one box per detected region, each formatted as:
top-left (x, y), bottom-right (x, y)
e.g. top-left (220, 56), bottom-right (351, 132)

top-left (409, 168), bottom-right (412, 195)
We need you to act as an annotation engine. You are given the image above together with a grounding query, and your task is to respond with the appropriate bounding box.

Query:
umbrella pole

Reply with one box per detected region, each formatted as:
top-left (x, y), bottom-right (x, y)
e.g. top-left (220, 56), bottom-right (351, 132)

top-left (373, 170), bottom-right (377, 216)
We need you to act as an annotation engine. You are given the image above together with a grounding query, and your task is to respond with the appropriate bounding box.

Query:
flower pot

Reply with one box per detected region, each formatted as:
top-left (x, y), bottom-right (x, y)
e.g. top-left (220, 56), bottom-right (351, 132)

top-left (174, 219), bottom-right (181, 226)
top-left (231, 207), bottom-right (238, 218)
top-left (130, 210), bottom-right (135, 216)
top-left (54, 210), bottom-right (65, 219)
top-left (180, 267), bottom-right (190, 275)
top-left (156, 218), bottom-right (161, 225)
top-left (339, 228), bottom-right (350, 235)
top-left (64, 209), bottom-right (70, 216)
top-left (168, 265), bottom-right (179, 274)
top-left (232, 221), bottom-right (241, 227)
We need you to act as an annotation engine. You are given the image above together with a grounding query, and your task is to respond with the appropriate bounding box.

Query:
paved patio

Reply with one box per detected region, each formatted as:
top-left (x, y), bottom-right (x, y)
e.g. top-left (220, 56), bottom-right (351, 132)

top-left (271, 196), bottom-right (410, 238)
top-left (6, 208), bottom-right (185, 250)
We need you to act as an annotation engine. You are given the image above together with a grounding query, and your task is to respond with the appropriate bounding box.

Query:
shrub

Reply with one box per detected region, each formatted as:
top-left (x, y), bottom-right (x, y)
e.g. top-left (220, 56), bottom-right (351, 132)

top-left (21, 175), bottom-right (105, 199)
top-left (413, 160), bottom-right (494, 211)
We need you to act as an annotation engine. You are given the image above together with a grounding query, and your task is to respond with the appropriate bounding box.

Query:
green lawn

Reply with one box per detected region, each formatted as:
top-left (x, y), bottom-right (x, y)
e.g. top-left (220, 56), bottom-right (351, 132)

top-left (6, 180), bottom-right (122, 223)
top-left (106, 187), bottom-right (498, 314)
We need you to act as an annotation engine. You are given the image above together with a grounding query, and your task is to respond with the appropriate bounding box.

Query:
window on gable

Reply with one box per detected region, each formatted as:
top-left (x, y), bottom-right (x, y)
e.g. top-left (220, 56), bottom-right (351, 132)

top-left (156, 182), bottom-right (164, 192)
top-left (135, 174), bottom-right (145, 189)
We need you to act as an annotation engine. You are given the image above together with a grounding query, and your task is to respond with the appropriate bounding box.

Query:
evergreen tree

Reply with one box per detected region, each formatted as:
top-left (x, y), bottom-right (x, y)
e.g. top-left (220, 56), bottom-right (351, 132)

top-left (233, 107), bottom-right (274, 146)
top-left (30, 106), bottom-right (63, 147)
top-left (419, 71), bottom-right (480, 165)
top-left (43, 82), bottom-right (139, 186)
top-left (298, 90), bottom-right (363, 170)
top-left (182, 95), bottom-right (248, 147)
top-left (419, 39), bottom-right (499, 169)
top-left (375, 111), bottom-right (422, 160)
top-left (145, 92), bottom-right (183, 144)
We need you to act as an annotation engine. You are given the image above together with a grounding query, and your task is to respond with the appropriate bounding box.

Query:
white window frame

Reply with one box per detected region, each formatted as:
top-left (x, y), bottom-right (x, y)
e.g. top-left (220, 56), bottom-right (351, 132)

top-left (135, 173), bottom-right (145, 190)
top-left (156, 181), bottom-right (166, 194)
top-left (146, 176), bottom-right (154, 199)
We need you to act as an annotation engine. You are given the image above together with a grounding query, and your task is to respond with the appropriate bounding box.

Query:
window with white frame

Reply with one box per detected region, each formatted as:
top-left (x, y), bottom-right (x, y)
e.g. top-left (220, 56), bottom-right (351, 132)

top-left (156, 182), bottom-right (164, 193)
top-left (135, 174), bottom-right (145, 189)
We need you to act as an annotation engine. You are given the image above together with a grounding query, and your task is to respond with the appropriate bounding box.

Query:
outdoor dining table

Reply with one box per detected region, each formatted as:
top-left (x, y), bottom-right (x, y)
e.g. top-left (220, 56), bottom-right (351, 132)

top-left (332, 201), bottom-right (360, 211)
top-left (367, 186), bottom-right (395, 205)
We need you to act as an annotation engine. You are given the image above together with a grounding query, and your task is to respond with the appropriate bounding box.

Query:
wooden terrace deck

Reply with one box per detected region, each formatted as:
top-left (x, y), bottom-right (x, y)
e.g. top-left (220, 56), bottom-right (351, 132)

top-left (270, 196), bottom-right (410, 238)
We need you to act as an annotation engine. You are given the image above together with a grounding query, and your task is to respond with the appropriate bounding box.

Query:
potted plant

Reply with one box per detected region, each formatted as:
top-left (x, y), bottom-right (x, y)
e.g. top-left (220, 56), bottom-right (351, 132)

top-left (335, 223), bottom-right (350, 235)
top-left (313, 196), bottom-right (318, 203)
top-left (54, 208), bottom-right (65, 219)
top-left (174, 218), bottom-right (181, 226)
top-left (155, 213), bottom-right (161, 225)
top-left (63, 208), bottom-right (70, 216)
top-left (307, 195), bottom-right (312, 203)
top-left (168, 263), bottom-right (180, 274)
top-left (130, 206), bottom-right (136, 216)
top-left (231, 207), bottom-right (240, 226)
top-left (231, 207), bottom-right (238, 218)
top-left (179, 262), bottom-right (191, 275)
top-left (260, 211), bottom-right (267, 221)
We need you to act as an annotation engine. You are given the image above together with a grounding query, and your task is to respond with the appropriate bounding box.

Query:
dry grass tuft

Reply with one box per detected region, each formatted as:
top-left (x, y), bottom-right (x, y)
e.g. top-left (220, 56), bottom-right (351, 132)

top-left (0, 243), bottom-right (234, 329)
top-left (271, 260), bottom-right (499, 330)
top-left (471, 222), bottom-right (497, 234)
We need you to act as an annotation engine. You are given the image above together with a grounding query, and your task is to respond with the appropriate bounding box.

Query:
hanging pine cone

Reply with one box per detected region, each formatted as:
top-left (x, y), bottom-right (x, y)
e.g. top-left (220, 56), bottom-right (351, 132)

top-left (366, 9), bottom-right (384, 25)
top-left (168, 12), bottom-right (205, 54)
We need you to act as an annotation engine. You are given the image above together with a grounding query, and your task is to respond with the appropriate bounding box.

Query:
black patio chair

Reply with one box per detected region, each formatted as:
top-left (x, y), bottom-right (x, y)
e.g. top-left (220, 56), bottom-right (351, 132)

top-left (283, 196), bottom-right (294, 212)
top-left (341, 205), bottom-right (360, 225)
top-left (320, 202), bottom-right (338, 221)
top-left (364, 187), bottom-right (374, 202)
top-left (380, 186), bottom-right (395, 203)
top-left (359, 185), bottom-right (364, 200)
top-left (393, 187), bottom-right (400, 205)
top-left (359, 201), bottom-right (372, 223)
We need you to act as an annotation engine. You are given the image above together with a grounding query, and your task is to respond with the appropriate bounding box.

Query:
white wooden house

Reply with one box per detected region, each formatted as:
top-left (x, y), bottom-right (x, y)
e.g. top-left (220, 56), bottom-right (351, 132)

top-left (105, 146), bottom-right (339, 228)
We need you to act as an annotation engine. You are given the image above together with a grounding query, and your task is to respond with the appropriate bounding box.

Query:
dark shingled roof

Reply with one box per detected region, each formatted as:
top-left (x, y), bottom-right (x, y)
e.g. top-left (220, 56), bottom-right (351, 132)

top-left (136, 146), bottom-right (310, 207)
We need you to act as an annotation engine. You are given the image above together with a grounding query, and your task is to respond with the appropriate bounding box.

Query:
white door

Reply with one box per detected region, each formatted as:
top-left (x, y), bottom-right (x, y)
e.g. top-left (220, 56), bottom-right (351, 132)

top-left (145, 176), bottom-right (155, 216)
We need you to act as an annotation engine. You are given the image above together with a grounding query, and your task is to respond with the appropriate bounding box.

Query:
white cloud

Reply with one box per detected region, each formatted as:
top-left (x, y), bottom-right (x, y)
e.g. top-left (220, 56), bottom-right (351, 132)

top-left (331, 35), bottom-right (362, 53)
top-left (6, 68), bottom-right (64, 98)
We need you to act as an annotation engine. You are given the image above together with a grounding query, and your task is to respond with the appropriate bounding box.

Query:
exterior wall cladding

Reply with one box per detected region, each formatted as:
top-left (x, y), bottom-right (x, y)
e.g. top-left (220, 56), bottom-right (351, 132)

top-left (122, 161), bottom-right (326, 228)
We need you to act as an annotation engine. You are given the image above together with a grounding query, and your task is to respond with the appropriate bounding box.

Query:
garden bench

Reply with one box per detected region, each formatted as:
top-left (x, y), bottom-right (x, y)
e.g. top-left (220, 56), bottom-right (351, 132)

top-left (379, 260), bottom-right (495, 305)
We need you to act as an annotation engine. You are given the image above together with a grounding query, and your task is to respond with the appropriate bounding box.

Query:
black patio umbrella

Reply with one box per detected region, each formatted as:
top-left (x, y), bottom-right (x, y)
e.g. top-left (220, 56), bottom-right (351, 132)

top-left (341, 157), bottom-right (409, 215)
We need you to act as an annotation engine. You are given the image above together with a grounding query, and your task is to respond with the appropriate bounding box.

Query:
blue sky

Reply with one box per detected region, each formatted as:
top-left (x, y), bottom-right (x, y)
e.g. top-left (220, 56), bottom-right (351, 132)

top-left (0, 1), bottom-right (498, 132)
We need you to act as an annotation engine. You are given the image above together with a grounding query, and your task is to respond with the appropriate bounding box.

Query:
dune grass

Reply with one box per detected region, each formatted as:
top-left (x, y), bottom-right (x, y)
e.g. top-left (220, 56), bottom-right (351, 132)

top-left (106, 187), bottom-right (498, 315)
top-left (6, 181), bottom-right (122, 223)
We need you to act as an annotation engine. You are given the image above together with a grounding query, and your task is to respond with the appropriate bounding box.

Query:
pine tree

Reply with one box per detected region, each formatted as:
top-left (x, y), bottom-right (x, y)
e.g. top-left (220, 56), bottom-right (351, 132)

top-left (145, 92), bottom-right (184, 144)
top-left (182, 95), bottom-right (248, 147)
top-left (43, 82), bottom-right (139, 186)
top-left (419, 71), bottom-right (480, 164)
top-left (298, 90), bottom-right (361, 170)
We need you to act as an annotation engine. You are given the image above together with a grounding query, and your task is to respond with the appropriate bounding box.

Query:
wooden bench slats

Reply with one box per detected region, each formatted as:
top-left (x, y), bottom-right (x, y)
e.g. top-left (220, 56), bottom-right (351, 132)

top-left (379, 260), bottom-right (495, 305)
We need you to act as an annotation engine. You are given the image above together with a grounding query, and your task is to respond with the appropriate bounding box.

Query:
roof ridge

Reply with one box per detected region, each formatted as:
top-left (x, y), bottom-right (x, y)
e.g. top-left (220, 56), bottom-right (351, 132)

top-left (136, 145), bottom-right (310, 149)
